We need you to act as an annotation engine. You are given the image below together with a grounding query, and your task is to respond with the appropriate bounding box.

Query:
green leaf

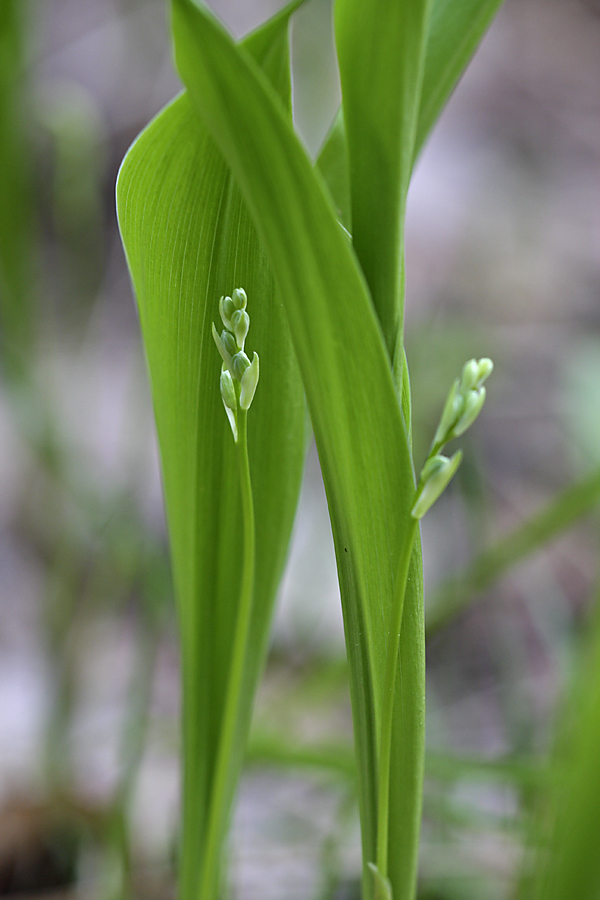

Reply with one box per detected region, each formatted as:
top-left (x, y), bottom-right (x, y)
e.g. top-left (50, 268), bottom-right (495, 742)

top-left (318, 0), bottom-right (505, 297)
top-left (117, 7), bottom-right (305, 899)
top-left (170, 3), bottom-right (424, 898)
top-left (242, 0), bottom-right (306, 91)
top-left (415, 0), bottom-right (504, 159)
top-left (334, 0), bottom-right (433, 358)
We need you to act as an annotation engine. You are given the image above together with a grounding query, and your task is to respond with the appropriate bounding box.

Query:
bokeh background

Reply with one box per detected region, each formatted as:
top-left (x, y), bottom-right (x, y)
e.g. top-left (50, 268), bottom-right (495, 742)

top-left (1, 0), bottom-right (600, 897)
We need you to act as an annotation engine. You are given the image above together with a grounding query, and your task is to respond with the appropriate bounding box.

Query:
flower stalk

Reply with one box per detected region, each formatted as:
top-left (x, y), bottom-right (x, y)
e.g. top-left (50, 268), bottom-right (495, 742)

top-left (200, 289), bottom-right (259, 899)
top-left (374, 358), bottom-right (493, 894)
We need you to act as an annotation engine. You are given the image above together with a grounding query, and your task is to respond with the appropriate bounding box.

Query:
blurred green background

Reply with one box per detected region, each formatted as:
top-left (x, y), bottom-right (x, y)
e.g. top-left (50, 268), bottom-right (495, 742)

top-left (1, 0), bottom-right (600, 898)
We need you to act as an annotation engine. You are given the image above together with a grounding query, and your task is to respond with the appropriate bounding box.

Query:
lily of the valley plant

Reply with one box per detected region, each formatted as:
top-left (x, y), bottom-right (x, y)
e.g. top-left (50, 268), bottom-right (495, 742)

top-left (117, 0), bottom-right (503, 898)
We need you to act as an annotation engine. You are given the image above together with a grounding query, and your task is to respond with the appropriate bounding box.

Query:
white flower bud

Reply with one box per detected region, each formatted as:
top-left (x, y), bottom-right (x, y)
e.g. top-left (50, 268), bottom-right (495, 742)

top-left (232, 287), bottom-right (247, 311)
top-left (221, 330), bottom-right (237, 357)
top-left (232, 351), bottom-right (251, 381)
top-left (367, 863), bottom-right (392, 900)
top-left (220, 367), bottom-right (237, 411)
top-left (453, 387), bottom-right (486, 438)
top-left (412, 450), bottom-right (463, 519)
top-left (212, 322), bottom-right (233, 370)
top-left (460, 359), bottom-right (480, 393)
top-left (239, 352), bottom-right (259, 410)
top-left (421, 454), bottom-right (448, 483)
top-left (219, 295), bottom-right (235, 330)
top-left (231, 309), bottom-right (250, 350)
top-left (476, 357), bottom-right (494, 387)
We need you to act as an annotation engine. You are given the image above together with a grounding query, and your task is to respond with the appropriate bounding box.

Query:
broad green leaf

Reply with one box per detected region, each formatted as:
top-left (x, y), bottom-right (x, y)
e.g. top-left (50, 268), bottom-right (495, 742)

top-left (117, 8), bottom-right (305, 899)
top-left (170, 3), bottom-right (425, 898)
top-left (0, 0), bottom-right (34, 375)
top-left (427, 465), bottom-right (600, 636)
top-left (415, 0), bottom-right (504, 159)
top-left (334, 0), bottom-right (433, 359)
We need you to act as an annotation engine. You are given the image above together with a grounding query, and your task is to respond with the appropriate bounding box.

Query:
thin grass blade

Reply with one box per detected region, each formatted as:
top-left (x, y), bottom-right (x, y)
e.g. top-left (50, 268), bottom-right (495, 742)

top-left (427, 465), bottom-right (600, 636)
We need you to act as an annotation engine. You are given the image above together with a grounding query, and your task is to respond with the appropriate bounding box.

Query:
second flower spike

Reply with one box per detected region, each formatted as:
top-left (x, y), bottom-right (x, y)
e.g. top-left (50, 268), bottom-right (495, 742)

top-left (413, 357), bottom-right (493, 520)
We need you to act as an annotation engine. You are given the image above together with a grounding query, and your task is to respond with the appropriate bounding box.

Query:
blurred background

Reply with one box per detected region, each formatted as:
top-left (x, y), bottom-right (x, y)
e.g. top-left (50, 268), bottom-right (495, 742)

top-left (1, 0), bottom-right (600, 898)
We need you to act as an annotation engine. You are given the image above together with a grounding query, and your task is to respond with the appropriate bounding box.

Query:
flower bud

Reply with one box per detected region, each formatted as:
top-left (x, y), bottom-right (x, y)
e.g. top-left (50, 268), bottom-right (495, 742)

top-left (219, 295), bottom-right (235, 330)
top-left (421, 454), bottom-right (448, 483)
top-left (367, 863), bottom-right (392, 900)
top-left (476, 357), bottom-right (494, 387)
top-left (239, 352), bottom-right (259, 410)
top-left (231, 309), bottom-right (250, 350)
top-left (232, 287), bottom-right (247, 311)
top-left (220, 367), bottom-right (237, 411)
top-left (231, 351), bottom-right (251, 381)
top-left (460, 359), bottom-right (480, 393)
top-left (453, 387), bottom-right (486, 438)
top-left (221, 329), bottom-right (237, 357)
top-left (412, 450), bottom-right (463, 519)
top-left (212, 322), bottom-right (233, 369)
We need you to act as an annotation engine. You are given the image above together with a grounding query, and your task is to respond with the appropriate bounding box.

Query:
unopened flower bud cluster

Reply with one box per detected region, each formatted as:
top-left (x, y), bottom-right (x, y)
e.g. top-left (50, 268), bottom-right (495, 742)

top-left (212, 287), bottom-right (260, 442)
top-left (433, 357), bottom-right (493, 448)
top-left (412, 358), bottom-right (493, 519)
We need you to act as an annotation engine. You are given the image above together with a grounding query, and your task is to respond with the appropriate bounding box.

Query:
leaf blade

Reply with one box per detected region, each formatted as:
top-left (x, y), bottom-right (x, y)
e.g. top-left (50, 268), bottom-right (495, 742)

top-left (315, 109), bottom-right (351, 232)
top-left (117, 9), bottom-right (305, 897)
top-left (334, 0), bottom-right (433, 356)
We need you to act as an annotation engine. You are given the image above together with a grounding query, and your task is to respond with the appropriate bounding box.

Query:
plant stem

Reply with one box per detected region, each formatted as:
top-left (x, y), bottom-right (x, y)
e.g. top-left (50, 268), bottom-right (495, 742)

top-left (375, 516), bottom-right (418, 884)
top-left (199, 410), bottom-right (255, 900)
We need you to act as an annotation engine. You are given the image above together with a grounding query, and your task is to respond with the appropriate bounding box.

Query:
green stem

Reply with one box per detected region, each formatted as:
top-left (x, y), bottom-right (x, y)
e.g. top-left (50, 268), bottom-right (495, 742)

top-left (428, 438), bottom-right (445, 460)
top-left (199, 410), bottom-right (255, 900)
top-left (375, 516), bottom-right (418, 884)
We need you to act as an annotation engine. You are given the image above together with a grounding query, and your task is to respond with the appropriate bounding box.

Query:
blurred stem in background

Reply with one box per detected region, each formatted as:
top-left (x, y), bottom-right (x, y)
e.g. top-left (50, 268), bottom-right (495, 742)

top-left (0, 0), bottom-right (35, 378)
top-left (427, 464), bottom-right (600, 636)
top-left (1, 6), bottom-right (153, 869)
top-left (43, 540), bottom-right (81, 790)
top-left (39, 81), bottom-right (107, 319)
top-left (521, 579), bottom-right (600, 900)
top-left (108, 543), bottom-right (170, 900)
